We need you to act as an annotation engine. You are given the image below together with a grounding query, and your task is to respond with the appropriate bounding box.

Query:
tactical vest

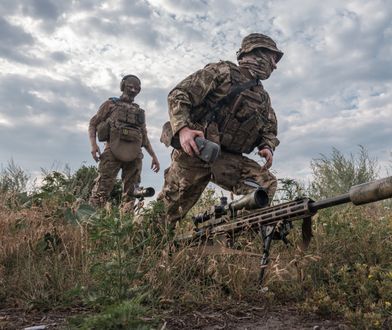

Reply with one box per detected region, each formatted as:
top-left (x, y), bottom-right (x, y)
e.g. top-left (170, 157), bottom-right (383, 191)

top-left (206, 63), bottom-right (269, 154)
top-left (108, 98), bottom-right (145, 162)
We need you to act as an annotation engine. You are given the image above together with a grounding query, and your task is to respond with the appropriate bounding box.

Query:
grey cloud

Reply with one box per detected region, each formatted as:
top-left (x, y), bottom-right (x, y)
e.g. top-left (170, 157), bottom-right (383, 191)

top-left (137, 86), bottom-right (171, 120)
top-left (50, 51), bottom-right (70, 63)
top-left (155, 0), bottom-right (208, 15)
top-left (121, 0), bottom-right (153, 18)
top-left (84, 16), bottom-right (122, 36)
top-left (0, 17), bottom-right (34, 47)
top-left (171, 21), bottom-right (204, 42)
top-left (0, 74), bottom-right (100, 121)
top-left (130, 22), bottom-right (163, 47)
top-left (272, 5), bottom-right (392, 95)
top-left (0, 79), bottom-right (43, 118)
top-left (275, 121), bottom-right (392, 181)
top-left (0, 123), bottom-right (92, 177)
top-left (0, 74), bottom-right (106, 176)
top-left (0, 47), bottom-right (45, 66)
top-left (0, 0), bottom-right (19, 16)
top-left (20, 0), bottom-right (74, 32)
top-left (74, 0), bottom-right (106, 11)
top-left (81, 16), bottom-right (163, 48)
top-left (1, 0), bottom-right (106, 33)
top-left (22, 0), bottom-right (60, 21)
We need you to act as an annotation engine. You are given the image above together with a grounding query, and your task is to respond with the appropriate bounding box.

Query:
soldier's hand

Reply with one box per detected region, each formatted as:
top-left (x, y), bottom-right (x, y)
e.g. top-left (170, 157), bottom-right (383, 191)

top-left (258, 148), bottom-right (273, 169)
top-left (179, 127), bottom-right (204, 157)
top-left (151, 155), bottom-right (160, 173)
top-left (91, 144), bottom-right (101, 162)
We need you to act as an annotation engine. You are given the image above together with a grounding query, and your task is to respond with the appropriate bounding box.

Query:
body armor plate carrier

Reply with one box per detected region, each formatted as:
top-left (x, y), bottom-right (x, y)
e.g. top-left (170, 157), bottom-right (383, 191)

top-left (108, 98), bottom-right (145, 162)
top-left (204, 62), bottom-right (269, 154)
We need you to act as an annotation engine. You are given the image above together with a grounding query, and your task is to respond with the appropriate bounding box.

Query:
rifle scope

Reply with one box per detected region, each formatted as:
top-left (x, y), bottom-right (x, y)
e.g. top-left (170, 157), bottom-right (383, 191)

top-left (229, 187), bottom-right (269, 213)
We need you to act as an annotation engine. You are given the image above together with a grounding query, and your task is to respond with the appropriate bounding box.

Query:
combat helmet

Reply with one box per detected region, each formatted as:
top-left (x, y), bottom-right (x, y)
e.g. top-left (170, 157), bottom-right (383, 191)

top-left (237, 33), bottom-right (284, 62)
top-left (120, 74), bottom-right (141, 91)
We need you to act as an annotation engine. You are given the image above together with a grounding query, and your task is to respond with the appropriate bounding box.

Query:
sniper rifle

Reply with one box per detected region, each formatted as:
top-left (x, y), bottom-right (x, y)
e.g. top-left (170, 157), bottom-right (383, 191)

top-left (175, 176), bottom-right (392, 283)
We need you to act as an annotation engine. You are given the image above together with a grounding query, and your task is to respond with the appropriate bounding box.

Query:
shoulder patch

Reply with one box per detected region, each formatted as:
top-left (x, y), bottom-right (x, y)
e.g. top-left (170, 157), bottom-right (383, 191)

top-left (108, 96), bottom-right (120, 103)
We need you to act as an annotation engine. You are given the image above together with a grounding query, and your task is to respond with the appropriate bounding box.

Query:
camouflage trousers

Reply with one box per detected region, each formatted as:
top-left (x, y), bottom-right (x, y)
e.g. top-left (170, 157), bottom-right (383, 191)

top-left (89, 149), bottom-right (142, 213)
top-left (159, 149), bottom-right (277, 224)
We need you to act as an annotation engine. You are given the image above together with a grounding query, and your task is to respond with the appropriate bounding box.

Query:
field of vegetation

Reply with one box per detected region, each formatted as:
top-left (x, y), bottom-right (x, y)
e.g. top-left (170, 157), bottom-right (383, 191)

top-left (0, 147), bottom-right (391, 329)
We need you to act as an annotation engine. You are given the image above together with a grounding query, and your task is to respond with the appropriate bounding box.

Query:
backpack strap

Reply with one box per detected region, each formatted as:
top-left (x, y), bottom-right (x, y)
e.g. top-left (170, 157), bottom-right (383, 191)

top-left (102, 96), bottom-right (120, 122)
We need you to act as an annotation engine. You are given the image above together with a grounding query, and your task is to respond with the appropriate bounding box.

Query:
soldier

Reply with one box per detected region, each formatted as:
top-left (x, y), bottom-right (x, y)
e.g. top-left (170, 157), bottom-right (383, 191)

top-left (159, 33), bottom-right (283, 224)
top-left (89, 74), bottom-right (160, 213)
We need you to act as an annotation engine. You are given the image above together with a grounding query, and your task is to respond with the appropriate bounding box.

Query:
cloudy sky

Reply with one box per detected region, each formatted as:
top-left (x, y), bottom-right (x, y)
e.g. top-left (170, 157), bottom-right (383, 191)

top-left (1, 0), bottom-right (391, 194)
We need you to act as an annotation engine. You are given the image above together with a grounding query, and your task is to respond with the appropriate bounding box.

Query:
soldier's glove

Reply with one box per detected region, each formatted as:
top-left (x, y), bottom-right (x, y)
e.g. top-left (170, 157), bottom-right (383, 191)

top-left (194, 137), bottom-right (220, 163)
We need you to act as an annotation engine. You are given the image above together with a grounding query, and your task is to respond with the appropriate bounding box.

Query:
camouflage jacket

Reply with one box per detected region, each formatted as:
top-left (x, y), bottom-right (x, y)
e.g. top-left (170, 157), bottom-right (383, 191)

top-left (89, 98), bottom-right (152, 151)
top-left (168, 60), bottom-right (279, 152)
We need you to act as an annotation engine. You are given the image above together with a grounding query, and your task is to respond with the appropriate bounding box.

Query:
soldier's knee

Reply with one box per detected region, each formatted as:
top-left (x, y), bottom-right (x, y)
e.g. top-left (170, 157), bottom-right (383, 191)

top-left (265, 173), bottom-right (278, 199)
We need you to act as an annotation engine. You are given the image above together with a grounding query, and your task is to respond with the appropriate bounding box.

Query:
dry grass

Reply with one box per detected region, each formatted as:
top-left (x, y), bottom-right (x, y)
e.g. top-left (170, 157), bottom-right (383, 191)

top-left (1, 192), bottom-right (391, 328)
top-left (2, 148), bottom-right (391, 328)
top-left (0, 197), bottom-right (91, 308)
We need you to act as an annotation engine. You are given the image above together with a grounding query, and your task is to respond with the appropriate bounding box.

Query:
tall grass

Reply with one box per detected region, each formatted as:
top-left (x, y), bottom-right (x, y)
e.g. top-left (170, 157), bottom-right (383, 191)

top-left (1, 147), bottom-right (391, 329)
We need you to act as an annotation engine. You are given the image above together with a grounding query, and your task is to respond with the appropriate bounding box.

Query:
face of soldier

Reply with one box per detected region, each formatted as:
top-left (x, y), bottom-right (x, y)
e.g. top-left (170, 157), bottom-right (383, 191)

top-left (122, 79), bottom-right (141, 101)
top-left (239, 48), bottom-right (279, 80)
top-left (263, 50), bottom-right (278, 70)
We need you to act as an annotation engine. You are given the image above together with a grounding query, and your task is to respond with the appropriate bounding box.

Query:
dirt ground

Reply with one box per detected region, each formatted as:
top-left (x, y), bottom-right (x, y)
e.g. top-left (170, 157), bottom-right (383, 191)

top-left (0, 304), bottom-right (349, 329)
top-left (0, 307), bottom-right (90, 330)
top-left (164, 304), bottom-right (349, 330)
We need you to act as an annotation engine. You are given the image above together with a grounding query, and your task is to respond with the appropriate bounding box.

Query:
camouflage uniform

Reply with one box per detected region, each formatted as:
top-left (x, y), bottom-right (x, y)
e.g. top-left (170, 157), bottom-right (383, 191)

top-left (89, 97), bottom-right (153, 212)
top-left (160, 33), bottom-right (283, 224)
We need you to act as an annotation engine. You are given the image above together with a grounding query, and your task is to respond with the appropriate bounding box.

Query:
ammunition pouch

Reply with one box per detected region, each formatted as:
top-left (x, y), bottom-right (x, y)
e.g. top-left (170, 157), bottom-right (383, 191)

top-left (97, 121), bottom-right (110, 142)
top-left (136, 112), bottom-right (145, 125)
top-left (119, 125), bottom-right (141, 142)
top-left (110, 125), bottom-right (142, 162)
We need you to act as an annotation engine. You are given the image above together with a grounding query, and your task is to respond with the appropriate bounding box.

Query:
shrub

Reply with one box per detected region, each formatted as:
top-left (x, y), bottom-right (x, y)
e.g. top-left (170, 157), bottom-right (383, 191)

top-left (0, 159), bottom-right (29, 194)
top-left (310, 145), bottom-right (378, 198)
top-left (69, 299), bottom-right (156, 329)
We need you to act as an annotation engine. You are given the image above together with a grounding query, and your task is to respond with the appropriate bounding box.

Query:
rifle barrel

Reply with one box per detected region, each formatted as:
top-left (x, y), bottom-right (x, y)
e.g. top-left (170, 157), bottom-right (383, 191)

top-left (310, 176), bottom-right (392, 212)
top-left (309, 193), bottom-right (350, 211)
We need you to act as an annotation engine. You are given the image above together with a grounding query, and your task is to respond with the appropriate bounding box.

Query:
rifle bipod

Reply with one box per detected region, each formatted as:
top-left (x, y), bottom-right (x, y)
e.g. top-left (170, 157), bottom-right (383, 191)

top-left (259, 221), bottom-right (293, 284)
